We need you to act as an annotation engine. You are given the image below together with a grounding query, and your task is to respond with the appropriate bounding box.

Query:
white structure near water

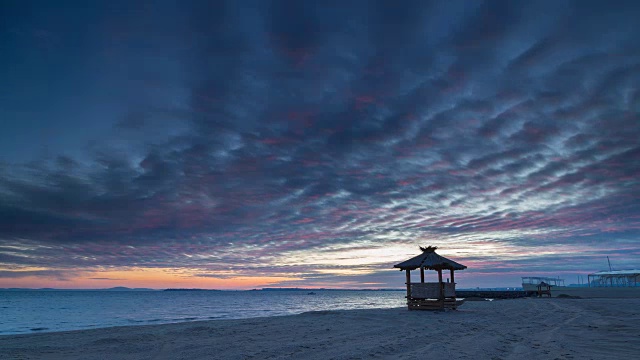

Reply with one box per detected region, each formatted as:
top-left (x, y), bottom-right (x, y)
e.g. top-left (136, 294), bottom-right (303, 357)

top-left (522, 270), bottom-right (640, 298)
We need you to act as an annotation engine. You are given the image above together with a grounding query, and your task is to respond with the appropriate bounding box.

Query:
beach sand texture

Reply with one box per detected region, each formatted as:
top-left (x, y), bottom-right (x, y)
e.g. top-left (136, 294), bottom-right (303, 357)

top-left (1, 298), bottom-right (639, 360)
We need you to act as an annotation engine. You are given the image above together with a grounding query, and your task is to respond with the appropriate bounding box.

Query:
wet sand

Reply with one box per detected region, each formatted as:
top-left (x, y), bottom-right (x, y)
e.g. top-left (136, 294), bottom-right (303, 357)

top-left (1, 298), bottom-right (639, 359)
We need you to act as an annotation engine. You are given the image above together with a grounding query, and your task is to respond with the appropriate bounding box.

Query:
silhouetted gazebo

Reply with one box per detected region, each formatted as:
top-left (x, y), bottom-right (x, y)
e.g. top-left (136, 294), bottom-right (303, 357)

top-left (394, 246), bottom-right (467, 310)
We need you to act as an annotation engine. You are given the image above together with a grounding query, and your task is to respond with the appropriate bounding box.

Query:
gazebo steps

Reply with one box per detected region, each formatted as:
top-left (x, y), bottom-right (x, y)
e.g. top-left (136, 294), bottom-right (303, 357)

top-left (407, 298), bottom-right (464, 310)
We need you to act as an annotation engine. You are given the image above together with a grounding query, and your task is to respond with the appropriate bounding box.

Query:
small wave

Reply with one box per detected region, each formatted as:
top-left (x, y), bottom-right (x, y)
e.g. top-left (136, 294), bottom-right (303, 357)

top-left (170, 317), bottom-right (198, 322)
top-left (30, 327), bottom-right (49, 332)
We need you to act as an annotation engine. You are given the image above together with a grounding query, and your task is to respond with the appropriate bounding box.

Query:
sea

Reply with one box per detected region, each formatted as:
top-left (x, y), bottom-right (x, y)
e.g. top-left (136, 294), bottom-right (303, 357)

top-left (0, 290), bottom-right (405, 335)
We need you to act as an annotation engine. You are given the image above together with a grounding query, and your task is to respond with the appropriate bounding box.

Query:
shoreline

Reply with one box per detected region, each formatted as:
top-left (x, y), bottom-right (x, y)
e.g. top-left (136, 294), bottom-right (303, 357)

top-left (2, 298), bottom-right (639, 359)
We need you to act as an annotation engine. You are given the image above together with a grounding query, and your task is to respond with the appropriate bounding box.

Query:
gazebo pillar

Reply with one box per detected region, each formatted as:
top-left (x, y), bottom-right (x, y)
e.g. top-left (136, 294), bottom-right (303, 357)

top-left (450, 269), bottom-right (455, 284)
top-left (420, 268), bottom-right (425, 283)
top-left (437, 269), bottom-right (443, 300)
top-left (405, 269), bottom-right (411, 300)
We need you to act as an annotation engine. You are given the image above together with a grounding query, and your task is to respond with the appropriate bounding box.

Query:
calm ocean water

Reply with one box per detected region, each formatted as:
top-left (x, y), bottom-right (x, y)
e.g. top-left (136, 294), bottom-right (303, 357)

top-left (0, 290), bottom-right (405, 335)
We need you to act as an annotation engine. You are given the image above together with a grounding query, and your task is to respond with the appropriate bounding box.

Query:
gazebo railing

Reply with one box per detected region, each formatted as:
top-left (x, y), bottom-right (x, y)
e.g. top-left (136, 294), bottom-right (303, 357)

top-left (410, 282), bottom-right (456, 299)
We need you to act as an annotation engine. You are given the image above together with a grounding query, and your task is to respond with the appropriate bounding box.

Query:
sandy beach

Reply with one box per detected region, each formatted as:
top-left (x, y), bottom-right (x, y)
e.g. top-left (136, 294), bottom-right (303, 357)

top-left (2, 298), bottom-right (639, 360)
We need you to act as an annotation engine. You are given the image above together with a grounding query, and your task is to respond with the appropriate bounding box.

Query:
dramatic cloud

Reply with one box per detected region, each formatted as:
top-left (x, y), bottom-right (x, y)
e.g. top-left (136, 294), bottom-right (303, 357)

top-left (1, 0), bottom-right (639, 288)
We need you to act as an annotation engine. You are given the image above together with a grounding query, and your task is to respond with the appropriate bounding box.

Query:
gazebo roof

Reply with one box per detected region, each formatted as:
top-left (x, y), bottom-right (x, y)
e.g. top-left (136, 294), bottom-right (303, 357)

top-left (394, 248), bottom-right (467, 271)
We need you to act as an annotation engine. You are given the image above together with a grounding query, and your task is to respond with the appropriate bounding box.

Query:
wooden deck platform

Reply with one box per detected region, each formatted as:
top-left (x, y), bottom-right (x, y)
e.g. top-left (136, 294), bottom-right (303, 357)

top-left (407, 298), bottom-right (464, 310)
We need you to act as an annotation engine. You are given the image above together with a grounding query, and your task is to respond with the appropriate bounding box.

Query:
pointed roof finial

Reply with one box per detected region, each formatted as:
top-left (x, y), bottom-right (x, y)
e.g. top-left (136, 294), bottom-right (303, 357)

top-left (419, 245), bottom-right (438, 253)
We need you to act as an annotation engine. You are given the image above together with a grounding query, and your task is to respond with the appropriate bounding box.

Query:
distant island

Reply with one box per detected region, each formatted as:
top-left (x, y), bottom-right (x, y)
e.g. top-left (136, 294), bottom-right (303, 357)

top-left (102, 287), bottom-right (156, 291)
top-left (163, 288), bottom-right (222, 291)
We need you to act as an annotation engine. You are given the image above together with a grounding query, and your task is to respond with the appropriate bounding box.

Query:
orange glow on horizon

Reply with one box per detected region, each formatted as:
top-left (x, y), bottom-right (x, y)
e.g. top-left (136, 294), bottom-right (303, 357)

top-left (0, 268), bottom-right (303, 290)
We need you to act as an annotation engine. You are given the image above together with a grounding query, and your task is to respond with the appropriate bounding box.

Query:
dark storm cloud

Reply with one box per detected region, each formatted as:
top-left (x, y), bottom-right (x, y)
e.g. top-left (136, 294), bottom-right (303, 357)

top-left (1, 0), bottom-right (640, 286)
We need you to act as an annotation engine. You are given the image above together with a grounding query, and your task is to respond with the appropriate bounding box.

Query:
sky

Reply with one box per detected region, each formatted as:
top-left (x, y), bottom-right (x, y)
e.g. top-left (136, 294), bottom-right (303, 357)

top-left (1, 0), bottom-right (639, 290)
